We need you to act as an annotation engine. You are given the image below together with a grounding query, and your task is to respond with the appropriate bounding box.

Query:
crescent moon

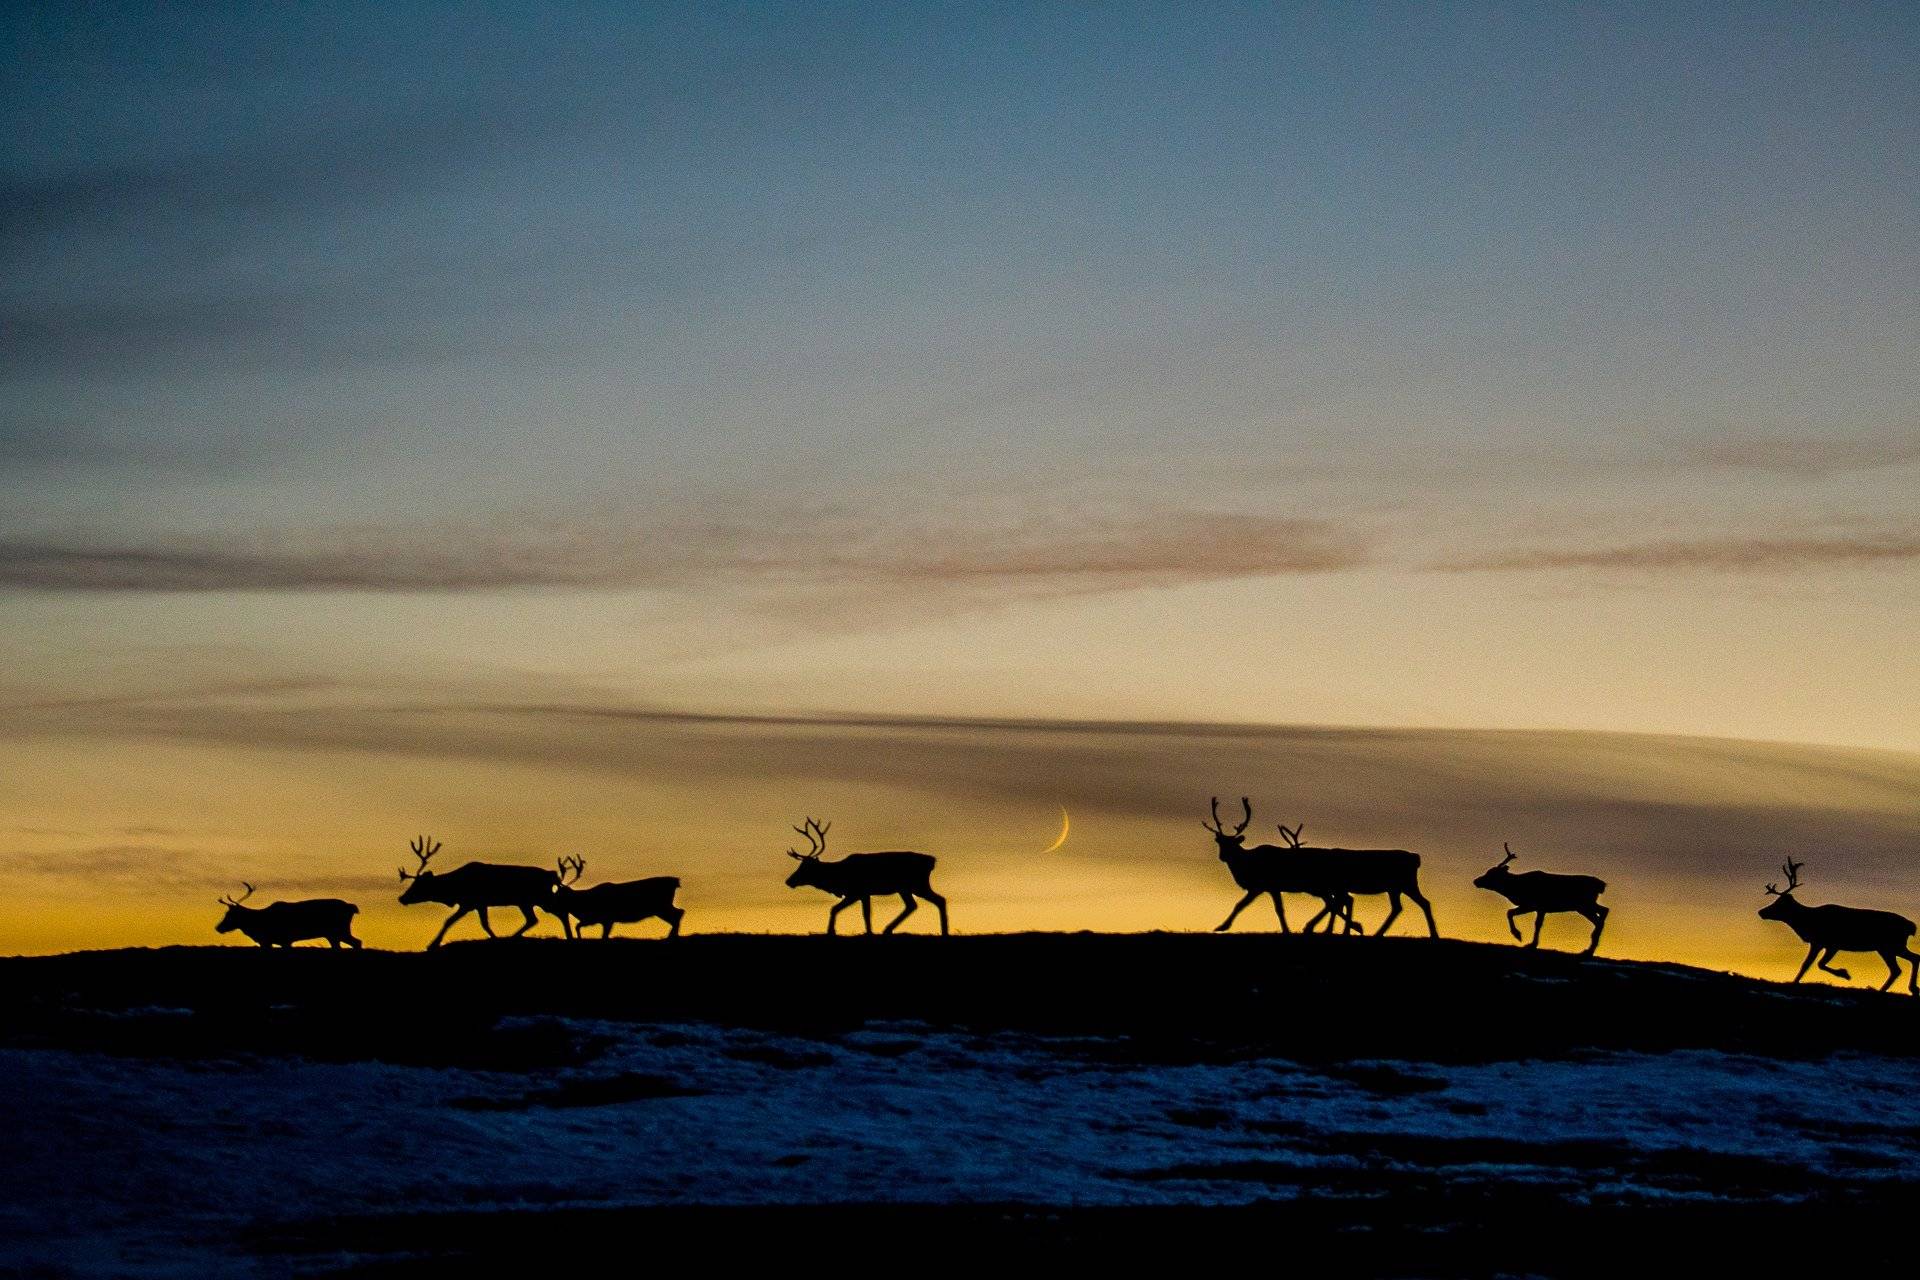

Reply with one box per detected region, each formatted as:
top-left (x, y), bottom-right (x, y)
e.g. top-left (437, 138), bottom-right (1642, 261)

top-left (1042, 807), bottom-right (1070, 853)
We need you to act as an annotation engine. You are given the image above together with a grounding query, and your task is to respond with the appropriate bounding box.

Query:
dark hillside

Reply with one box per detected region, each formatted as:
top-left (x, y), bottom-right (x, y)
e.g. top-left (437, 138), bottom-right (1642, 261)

top-left (4, 932), bottom-right (1913, 1065)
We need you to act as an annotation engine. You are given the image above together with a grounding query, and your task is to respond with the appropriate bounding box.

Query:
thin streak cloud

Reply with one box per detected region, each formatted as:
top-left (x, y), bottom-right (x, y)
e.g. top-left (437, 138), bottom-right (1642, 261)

top-left (0, 509), bottom-right (1370, 596)
top-left (1680, 435), bottom-right (1920, 477)
top-left (1437, 531), bottom-right (1920, 575)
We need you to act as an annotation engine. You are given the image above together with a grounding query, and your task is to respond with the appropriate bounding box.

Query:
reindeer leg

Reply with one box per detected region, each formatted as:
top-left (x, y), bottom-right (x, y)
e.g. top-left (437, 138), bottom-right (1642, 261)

top-left (826, 897), bottom-right (856, 936)
top-left (1216, 891), bottom-right (1260, 932)
top-left (884, 893), bottom-right (918, 934)
top-left (1375, 892), bottom-right (1403, 937)
top-left (919, 889), bottom-right (948, 936)
top-left (662, 905), bottom-right (685, 938)
top-left (1411, 887), bottom-right (1438, 938)
top-left (1793, 943), bottom-right (1819, 982)
top-left (513, 904), bottom-right (539, 937)
top-left (1878, 952), bottom-right (1901, 992)
top-left (428, 905), bottom-right (472, 949)
top-left (1583, 906), bottom-right (1607, 956)
top-left (860, 896), bottom-right (874, 934)
top-left (1506, 907), bottom-right (1527, 942)
top-left (1817, 949), bottom-right (1851, 981)
top-left (1302, 899), bottom-right (1332, 933)
top-left (603, 923), bottom-right (615, 939)
top-left (1529, 912), bottom-right (1546, 949)
top-left (476, 906), bottom-right (497, 938)
top-left (1270, 892), bottom-right (1292, 933)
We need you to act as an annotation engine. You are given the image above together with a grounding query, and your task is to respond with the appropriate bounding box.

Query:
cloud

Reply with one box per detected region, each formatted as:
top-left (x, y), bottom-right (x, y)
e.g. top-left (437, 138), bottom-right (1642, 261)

top-left (0, 843), bottom-right (215, 886)
top-left (0, 416), bottom-right (287, 473)
top-left (16, 696), bottom-right (1920, 893)
top-left (0, 507), bottom-right (1370, 596)
top-left (1436, 531), bottom-right (1920, 575)
top-left (0, 86), bottom-right (561, 251)
top-left (1680, 435), bottom-right (1920, 477)
top-left (0, 296), bottom-right (455, 378)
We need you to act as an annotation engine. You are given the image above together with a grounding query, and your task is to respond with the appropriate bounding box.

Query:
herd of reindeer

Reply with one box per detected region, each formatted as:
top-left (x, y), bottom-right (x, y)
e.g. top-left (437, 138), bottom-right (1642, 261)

top-left (211, 796), bottom-right (1920, 995)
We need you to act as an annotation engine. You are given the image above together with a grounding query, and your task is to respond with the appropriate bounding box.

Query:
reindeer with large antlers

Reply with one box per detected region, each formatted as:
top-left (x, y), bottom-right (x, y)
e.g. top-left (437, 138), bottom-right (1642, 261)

top-left (215, 883), bottom-right (362, 948)
top-left (1205, 797), bottom-right (1357, 934)
top-left (1473, 843), bottom-right (1609, 955)
top-left (784, 816), bottom-right (948, 935)
top-left (1758, 859), bottom-right (1918, 993)
top-left (397, 835), bottom-right (573, 948)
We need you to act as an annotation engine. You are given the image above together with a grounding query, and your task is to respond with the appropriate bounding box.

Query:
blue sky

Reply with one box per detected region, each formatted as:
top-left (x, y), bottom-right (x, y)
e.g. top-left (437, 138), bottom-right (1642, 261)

top-left (2, 2), bottom-right (1916, 747)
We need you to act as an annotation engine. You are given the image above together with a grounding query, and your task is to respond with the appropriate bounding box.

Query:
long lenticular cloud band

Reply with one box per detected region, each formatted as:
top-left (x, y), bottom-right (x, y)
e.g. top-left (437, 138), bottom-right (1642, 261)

top-left (0, 509), bottom-right (1371, 594)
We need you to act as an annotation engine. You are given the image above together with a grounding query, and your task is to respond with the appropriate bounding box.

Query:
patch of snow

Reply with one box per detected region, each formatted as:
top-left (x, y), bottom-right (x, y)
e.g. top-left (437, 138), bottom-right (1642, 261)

top-left (3, 1022), bottom-right (1919, 1275)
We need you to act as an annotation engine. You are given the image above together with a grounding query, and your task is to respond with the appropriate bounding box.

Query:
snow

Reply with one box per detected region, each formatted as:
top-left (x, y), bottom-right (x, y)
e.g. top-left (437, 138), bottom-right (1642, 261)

top-left (4, 1018), bottom-right (1920, 1275)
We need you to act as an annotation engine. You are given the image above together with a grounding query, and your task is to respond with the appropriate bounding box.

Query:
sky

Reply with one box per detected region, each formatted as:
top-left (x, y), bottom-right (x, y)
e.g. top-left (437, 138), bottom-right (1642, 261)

top-left (2, 3), bottom-right (1916, 961)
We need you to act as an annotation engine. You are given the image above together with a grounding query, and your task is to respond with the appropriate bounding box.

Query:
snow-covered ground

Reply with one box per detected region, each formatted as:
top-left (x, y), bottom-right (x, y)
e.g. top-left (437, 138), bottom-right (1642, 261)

top-left (4, 1016), bottom-right (1920, 1275)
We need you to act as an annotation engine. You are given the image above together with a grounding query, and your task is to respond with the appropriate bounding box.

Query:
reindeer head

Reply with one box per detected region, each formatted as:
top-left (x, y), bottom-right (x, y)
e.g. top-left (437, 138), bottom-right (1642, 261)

top-left (397, 835), bottom-right (442, 904)
top-left (1201, 796), bottom-right (1253, 860)
top-left (1474, 842), bottom-right (1521, 891)
top-left (214, 882), bottom-right (257, 933)
top-left (1758, 858), bottom-right (1805, 922)
top-left (784, 816), bottom-right (832, 889)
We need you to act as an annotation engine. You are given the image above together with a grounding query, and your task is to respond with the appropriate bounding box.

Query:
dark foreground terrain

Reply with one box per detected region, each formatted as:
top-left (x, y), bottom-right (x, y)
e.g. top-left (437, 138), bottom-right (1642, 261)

top-left (3, 934), bottom-right (1918, 1276)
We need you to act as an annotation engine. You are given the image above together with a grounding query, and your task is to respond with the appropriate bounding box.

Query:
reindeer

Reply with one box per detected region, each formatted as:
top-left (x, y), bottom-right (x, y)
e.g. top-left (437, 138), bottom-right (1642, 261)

top-left (215, 883), bottom-right (362, 948)
top-left (1759, 859), bottom-right (1918, 994)
top-left (549, 856), bottom-right (685, 939)
top-left (397, 835), bottom-right (572, 948)
top-left (1473, 842), bottom-right (1608, 955)
top-left (1204, 797), bottom-right (1358, 934)
top-left (1254, 807), bottom-right (1439, 937)
top-left (784, 816), bottom-right (948, 936)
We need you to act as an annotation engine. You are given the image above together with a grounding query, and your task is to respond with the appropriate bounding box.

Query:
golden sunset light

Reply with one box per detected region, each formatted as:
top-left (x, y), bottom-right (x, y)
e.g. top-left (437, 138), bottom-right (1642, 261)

top-left (4, 4), bottom-right (1917, 1270)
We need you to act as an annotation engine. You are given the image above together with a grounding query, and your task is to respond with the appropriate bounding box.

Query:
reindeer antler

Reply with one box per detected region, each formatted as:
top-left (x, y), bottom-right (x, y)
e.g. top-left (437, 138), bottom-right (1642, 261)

top-left (217, 882), bottom-right (256, 907)
top-left (399, 834), bottom-right (441, 881)
top-left (1500, 842), bottom-right (1519, 868)
top-left (1276, 822), bottom-right (1305, 849)
top-left (556, 855), bottom-right (586, 885)
top-left (789, 816), bottom-right (830, 860)
top-left (1203, 797), bottom-right (1253, 837)
top-left (1764, 859), bottom-right (1804, 897)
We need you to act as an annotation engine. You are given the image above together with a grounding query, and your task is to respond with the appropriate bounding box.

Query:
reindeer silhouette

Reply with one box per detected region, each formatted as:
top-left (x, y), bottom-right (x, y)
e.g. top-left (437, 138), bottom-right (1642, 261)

top-left (397, 835), bottom-right (572, 948)
top-left (549, 856), bottom-right (685, 938)
top-left (1265, 815), bottom-right (1437, 937)
top-left (1759, 859), bottom-right (1918, 993)
top-left (215, 883), bottom-right (361, 948)
top-left (784, 816), bottom-right (948, 935)
top-left (1473, 842), bottom-right (1609, 955)
top-left (1203, 797), bottom-right (1357, 934)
